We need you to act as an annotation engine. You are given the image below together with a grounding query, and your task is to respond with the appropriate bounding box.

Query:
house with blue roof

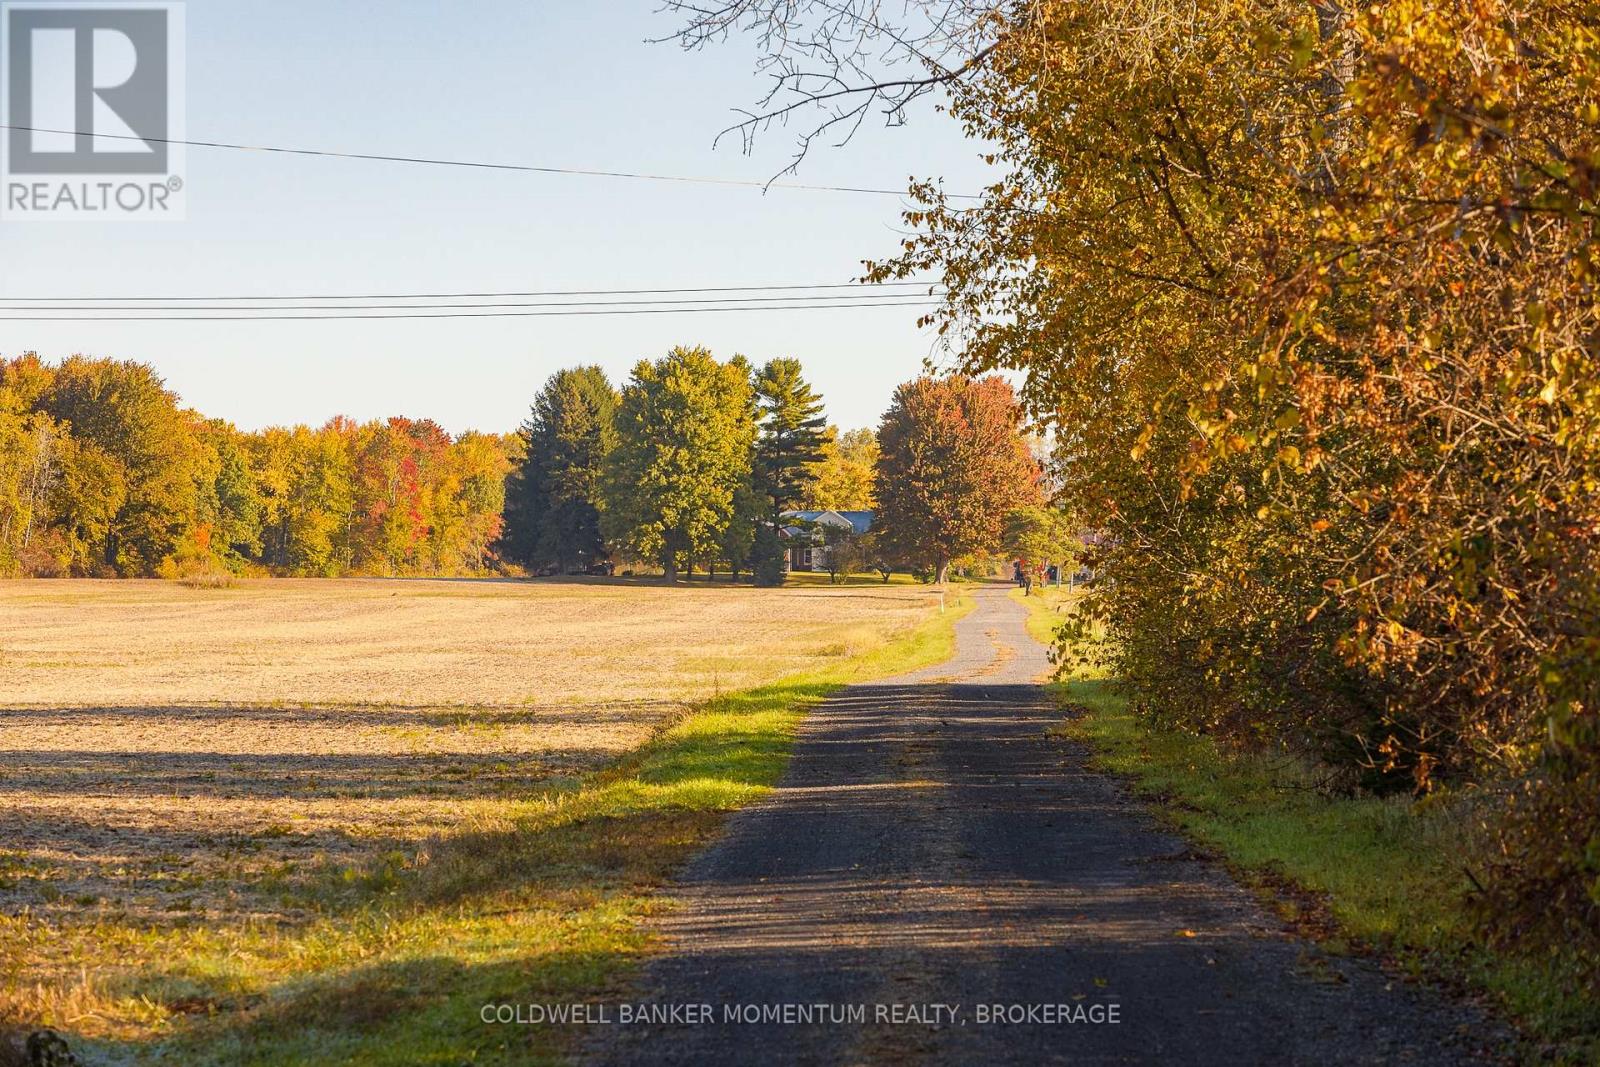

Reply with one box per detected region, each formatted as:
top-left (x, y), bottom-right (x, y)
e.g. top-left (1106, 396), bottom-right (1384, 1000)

top-left (779, 510), bottom-right (873, 572)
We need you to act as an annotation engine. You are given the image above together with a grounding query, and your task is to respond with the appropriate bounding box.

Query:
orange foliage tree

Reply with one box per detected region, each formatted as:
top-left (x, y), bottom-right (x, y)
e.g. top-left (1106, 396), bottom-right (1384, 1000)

top-left (874, 375), bottom-right (1041, 582)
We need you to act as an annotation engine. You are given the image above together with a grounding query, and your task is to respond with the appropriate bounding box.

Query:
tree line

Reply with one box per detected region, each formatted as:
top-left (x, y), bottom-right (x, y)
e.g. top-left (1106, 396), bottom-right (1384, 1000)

top-left (1, 348), bottom-right (1044, 585)
top-left (0, 354), bottom-right (510, 578)
top-left (678, 0), bottom-right (1600, 977)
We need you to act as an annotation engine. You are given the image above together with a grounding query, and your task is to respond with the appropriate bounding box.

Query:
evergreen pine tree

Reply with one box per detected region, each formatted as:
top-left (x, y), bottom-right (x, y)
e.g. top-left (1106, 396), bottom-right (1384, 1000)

top-left (501, 367), bottom-right (617, 572)
top-left (753, 358), bottom-right (828, 524)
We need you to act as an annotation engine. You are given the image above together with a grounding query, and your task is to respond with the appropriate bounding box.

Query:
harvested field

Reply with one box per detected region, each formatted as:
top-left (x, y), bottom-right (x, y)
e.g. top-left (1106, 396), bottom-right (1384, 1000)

top-left (0, 576), bottom-right (935, 707)
top-left (0, 577), bottom-right (942, 1043)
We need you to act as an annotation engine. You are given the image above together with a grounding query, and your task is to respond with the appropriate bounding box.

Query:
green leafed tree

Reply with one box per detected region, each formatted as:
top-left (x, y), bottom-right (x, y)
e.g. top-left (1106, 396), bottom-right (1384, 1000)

top-left (193, 418), bottom-right (264, 571)
top-left (717, 355), bottom-right (764, 582)
top-left (502, 366), bottom-right (617, 572)
top-left (750, 522), bottom-right (786, 587)
top-left (1002, 506), bottom-right (1076, 576)
top-left (719, 460), bottom-right (764, 582)
top-left (603, 346), bottom-right (756, 581)
top-left (875, 375), bottom-right (1042, 584)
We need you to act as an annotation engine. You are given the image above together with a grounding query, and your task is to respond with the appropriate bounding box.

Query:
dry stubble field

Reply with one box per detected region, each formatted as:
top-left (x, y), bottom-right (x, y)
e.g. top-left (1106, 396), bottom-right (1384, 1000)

top-left (0, 576), bottom-right (939, 1041)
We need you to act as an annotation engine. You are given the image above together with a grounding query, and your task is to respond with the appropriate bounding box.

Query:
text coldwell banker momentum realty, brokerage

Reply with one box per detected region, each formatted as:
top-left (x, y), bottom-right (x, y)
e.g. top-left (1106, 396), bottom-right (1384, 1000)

top-left (479, 1002), bottom-right (1125, 1026)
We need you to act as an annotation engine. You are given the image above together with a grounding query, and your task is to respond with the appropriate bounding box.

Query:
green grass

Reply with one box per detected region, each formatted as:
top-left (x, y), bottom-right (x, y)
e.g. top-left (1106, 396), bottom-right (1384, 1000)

top-left (1010, 594), bottom-right (1598, 1061)
top-left (1009, 584), bottom-right (1078, 648)
top-left (58, 590), bottom-right (972, 1066)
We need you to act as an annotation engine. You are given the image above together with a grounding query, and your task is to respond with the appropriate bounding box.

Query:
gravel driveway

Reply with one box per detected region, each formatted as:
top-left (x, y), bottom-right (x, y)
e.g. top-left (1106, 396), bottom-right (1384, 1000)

top-left (585, 583), bottom-right (1506, 1065)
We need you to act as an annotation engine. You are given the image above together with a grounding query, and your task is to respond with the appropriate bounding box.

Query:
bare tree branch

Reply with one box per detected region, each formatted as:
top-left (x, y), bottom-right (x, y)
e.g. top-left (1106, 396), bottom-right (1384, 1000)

top-left (657, 1), bottom-right (1007, 175)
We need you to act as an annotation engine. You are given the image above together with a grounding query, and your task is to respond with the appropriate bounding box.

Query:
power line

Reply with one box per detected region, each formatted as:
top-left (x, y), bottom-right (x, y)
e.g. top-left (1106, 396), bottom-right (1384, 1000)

top-left (0, 292), bottom-right (943, 312)
top-left (0, 298), bottom-right (942, 322)
top-left (0, 125), bottom-right (981, 199)
top-left (0, 282), bottom-right (939, 303)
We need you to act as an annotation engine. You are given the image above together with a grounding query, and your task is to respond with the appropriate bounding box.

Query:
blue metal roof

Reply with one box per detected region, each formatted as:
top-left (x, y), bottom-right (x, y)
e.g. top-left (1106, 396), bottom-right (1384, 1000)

top-left (781, 509), bottom-right (874, 535)
top-left (835, 510), bottom-right (874, 535)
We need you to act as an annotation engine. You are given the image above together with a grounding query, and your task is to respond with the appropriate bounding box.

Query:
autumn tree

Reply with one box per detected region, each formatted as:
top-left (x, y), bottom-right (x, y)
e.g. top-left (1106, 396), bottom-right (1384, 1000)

top-left (349, 417), bottom-right (446, 573)
top-left (34, 357), bottom-right (199, 575)
top-left (821, 521), bottom-right (865, 584)
top-left (874, 375), bottom-right (1040, 583)
top-left (249, 420), bottom-right (357, 577)
top-left (807, 426), bottom-right (878, 511)
top-left (294, 421), bottom-right (358, 576)
top-left (445, 431), bottom-right (512, 572)
top-left (49, 435), bottom-right (125, 574)
top-left (0, 355), bottom-right (509, 579)
top-left (502, 366), bottom-right (617, 572)
top-left (603, 346), bottom-right (757, 581)
top-left (0, 393), bottom-right (63, 576)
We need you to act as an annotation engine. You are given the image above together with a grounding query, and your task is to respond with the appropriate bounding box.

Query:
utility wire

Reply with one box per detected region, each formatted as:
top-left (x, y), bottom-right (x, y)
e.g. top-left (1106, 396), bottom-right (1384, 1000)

top-left (0, 292), bottom-right (943, 312)
top-left (0, 298), bottom-right (942, 322)
top-left (0, 282), bottom-right (940, 303)
top-left (0, 125), bottom-right (981, 199)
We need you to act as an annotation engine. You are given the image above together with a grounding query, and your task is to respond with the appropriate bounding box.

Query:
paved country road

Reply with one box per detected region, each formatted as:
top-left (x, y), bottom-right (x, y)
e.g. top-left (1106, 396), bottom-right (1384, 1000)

top-left (587, 584), bottom-right (1506, 1065)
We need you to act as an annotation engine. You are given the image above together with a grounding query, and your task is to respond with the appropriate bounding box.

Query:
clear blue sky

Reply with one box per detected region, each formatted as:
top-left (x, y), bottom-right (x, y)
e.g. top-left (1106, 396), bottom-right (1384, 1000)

top-left (0, 0), bottom-right (991, 434)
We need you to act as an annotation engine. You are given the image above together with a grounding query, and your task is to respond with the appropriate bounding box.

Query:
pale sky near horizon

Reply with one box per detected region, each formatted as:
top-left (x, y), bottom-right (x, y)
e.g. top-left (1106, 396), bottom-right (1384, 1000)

top-left (0, 1), bottom-right (993, 435)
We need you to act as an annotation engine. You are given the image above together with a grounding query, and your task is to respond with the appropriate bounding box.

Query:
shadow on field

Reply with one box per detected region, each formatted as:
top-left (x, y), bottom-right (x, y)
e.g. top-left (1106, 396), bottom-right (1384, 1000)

top-left (0, 747), bottom-right (642, 800)
top-left (0, 700), bottom-right (691, 725)
top-left (26, 678), bottom-right (844, 1065)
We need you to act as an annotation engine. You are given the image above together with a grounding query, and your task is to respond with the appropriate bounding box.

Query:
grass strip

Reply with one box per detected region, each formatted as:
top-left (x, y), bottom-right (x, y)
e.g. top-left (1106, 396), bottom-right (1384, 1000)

top-left (1012, 592), bottom-right (1597, 1061)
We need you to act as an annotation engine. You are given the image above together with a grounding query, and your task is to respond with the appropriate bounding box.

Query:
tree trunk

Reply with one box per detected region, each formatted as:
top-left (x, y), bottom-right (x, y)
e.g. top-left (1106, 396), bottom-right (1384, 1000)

top-left (936, 558), bottom-right (950, 585)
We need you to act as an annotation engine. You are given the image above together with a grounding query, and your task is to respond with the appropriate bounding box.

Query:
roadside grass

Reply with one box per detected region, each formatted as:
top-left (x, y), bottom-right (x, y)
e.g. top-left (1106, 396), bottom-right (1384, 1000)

top-left (48, 589), bottom-right (973, 1066)
top-left (1009, 584), bottom-right (1078, 648)
top-left (1015, 594), bottom-right (1598, 1062)
top-left (1009, 585), bottom-right (1108, 671)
